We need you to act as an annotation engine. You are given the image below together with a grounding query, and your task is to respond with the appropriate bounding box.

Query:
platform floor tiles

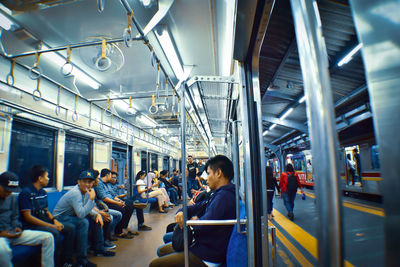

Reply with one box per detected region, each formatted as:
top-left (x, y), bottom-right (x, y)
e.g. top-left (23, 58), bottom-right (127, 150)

top-left (90, 206), bottom-right (179, 267)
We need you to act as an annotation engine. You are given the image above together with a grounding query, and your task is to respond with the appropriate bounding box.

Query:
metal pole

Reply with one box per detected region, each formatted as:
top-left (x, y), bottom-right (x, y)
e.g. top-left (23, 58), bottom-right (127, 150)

top-left (290, 0), bottom-right (343, 266)
top-left (270, 226), bottom-right (277, 267)
top-left (348, 0), bottom-right (400, 265)
top-left (232, 120), bottom-right (242, 233)
top-left (180, 87), bottom-right (189, 267)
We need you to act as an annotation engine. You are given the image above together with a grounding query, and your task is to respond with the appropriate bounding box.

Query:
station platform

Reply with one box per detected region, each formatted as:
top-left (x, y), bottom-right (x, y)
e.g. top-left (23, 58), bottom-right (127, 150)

top-left (270, 190), bottom-right (384, 266)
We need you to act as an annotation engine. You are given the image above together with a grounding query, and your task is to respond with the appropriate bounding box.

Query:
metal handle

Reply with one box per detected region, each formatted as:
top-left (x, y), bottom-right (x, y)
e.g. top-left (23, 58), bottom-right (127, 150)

top-left (269, 226), bottom-right (277, 267)
top-left (186, 219), bottom-right (247, 226)
top-left (232, 120), bottom-right (245, 233)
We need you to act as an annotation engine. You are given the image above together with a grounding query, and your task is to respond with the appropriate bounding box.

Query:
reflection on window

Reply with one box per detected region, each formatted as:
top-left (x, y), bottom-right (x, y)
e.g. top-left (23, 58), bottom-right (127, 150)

top-left (63, 134), bottom-right (91, 186)
top-left (371, 145), bottom-right (380, 169)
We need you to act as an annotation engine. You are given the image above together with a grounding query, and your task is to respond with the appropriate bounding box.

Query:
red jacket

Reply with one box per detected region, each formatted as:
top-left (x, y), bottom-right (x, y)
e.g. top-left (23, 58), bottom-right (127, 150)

top-left (279, 171), bottom-right (302, 193)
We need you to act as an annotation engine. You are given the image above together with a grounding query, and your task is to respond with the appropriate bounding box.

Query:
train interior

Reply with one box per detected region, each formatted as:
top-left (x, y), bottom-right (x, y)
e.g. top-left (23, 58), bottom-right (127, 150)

top-left (0, 0), bottom-right (399, 266)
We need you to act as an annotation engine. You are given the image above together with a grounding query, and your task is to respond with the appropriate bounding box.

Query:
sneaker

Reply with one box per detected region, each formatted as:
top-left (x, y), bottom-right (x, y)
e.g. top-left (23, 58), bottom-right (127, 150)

top-left (132, 202), bottom-right (147, 209)
top-left (138, 224), bottom-right (152, 231)
top-left (94, 250), bottom-right (116, 257)
top-left (104, 240), bottom-right (116, 249)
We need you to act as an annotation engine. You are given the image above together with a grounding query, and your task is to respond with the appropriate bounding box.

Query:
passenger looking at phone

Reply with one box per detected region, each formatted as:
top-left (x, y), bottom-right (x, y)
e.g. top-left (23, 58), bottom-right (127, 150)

top-left (0, 171), bottom-right (55, 267)
top-left (19, 165), bottom-right (75, 266)
top-left (52, 171), bottom-right (98, 267)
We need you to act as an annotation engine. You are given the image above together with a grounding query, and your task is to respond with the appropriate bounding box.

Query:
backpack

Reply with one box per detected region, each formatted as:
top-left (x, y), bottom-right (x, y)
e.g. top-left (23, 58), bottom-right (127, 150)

top-left (286, 172), bottom-right (298, 193)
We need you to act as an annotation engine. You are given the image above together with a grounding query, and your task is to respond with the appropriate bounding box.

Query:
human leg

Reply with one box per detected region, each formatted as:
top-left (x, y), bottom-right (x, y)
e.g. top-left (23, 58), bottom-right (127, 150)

top-left (148, 189), bottom-right (167, 211)
top-left (150, 243), bottom-right (207, 267)
top-left (29, 226), bottom-right (61, 265)
top-left (282, 192), bottom-right (293, 214)
top-left (10, 230), bottom-right (54, 267)
top-left (267, 191), bottom-right (274, 215)
top-left (0, 237), bottom-right (12, 267)
top-left (163, 232), bottom-right (173, 244)
top-left (108, 209), bottom-right (122, 237)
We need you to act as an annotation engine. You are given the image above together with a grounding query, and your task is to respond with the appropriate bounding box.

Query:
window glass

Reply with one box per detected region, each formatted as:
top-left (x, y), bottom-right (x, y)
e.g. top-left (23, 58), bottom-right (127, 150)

top-left (371, 145), bottom-right (380, 169)
top-left (151, 153), bottom-right (158, 171)
top-left (141, 151), bottom-right (148, 172)
top-left (63, 134), bottom-right (91, 186)
top-left (9, 120), bottom-right (56, 188)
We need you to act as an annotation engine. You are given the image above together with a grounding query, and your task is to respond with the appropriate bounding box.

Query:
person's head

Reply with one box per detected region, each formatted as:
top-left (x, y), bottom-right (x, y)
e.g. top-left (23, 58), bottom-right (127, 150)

top-left (286, 163), bottom-right (294, 173)
top-left (136, 170), bottom-right (146, 181)
top-left (111, 171), bottom-right (118, 184)
top-left (266, 166), bottom-right (273, 179)
top-left (153, 170), bottom-right (159, 178)
top-left (90, 169), bottom-right (100, 187)
top-left (173, 169), bottom-right (178, 175)
top-left (77, 170), bottom-right (95, 193)
top-left (100, 169), bottom-right (112, 181)
top-left (205, 155), bottom-right (234, 190)
top-left (160, 170), bottom-right (168, 178)
top-left (29, 165), bottom-right (49, 188)
top-left (0, 171), bottom-right (19, 199)
top-left (188, 155), bottom-right (193, 163)
top-left (199, 159), bottom-right (203, 165)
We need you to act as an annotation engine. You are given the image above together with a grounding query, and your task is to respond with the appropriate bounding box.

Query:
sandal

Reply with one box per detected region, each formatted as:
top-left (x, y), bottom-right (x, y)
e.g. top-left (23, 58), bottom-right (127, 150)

top-left (159, 210), bottom-right (168, 213)
top-left (117, 233), bottom-right (134, 239)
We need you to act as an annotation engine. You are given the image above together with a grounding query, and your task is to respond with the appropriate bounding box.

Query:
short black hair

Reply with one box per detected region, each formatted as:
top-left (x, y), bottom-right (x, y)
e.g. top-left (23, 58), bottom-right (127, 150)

top-left (90, 169), bottom-right (100, 179)
top-left (196, 172), bottom-right (203, 177)
top-left (188, 155), bottom-right (192, 158)
top-left (100, 169), bottom-right (111, 177)
top-left (111, 171), bottom-right (118, 177)
top-left (205, 155), bottom-right (234, 181)
top-left (135, 170), bottom-right (146, 181)
top-left (173, 169), bottom-right (177, 172)
top-left (160, 170), bottom-right (168, 176)
top-left (29, 165), bottom-right (48, 183)
top-left (286, 163), bottom-right (294, 172)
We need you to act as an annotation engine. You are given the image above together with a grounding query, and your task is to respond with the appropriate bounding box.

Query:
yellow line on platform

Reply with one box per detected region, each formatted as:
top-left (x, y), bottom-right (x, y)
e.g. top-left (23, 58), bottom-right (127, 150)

top-left (273, 209), bottom-right (355, 267)
top-left (269, 221), bottom-right (312, 267)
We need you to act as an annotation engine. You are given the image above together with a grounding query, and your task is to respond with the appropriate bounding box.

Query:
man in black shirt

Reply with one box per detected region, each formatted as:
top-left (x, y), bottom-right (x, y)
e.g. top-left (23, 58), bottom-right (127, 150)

top-left (186, 156), bottom-right (198, 198)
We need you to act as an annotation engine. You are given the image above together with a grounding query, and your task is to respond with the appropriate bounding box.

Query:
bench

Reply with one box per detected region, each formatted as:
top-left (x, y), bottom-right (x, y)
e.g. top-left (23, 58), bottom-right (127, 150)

top-left (11, 191), bottom-right (66, 264)
top-left (132, 185), bottom-right (157, 204)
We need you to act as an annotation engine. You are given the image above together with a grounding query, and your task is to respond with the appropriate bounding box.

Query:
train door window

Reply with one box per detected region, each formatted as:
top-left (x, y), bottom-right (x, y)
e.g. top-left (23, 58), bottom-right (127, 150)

top-left (371, 145), bottom-right (380, 169)
top-left (344, 145), bottom-right (361, 186)
top-left (63, 134), bottom-right (92, 187)
top-left (163, 156), bottom-right (169, 173)
top-left (9, 120), bottom-right (56, 188)
top-left (150, 153), bottom-right (158, 171)
top-left (112, 143), bottom-right (128, 188)
top-left (140, 151), bottom-right (148, 172)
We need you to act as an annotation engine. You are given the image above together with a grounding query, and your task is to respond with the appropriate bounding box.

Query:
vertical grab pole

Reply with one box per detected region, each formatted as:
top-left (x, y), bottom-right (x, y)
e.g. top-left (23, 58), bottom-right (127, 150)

top-left (290, 0), bottom-right (343, 266)
top-left (232, 120), bottom-right (241, 233)
top-left (270, 226), bottom-right (277, 267)
top-left (180, 87), bottom-right (189, 267)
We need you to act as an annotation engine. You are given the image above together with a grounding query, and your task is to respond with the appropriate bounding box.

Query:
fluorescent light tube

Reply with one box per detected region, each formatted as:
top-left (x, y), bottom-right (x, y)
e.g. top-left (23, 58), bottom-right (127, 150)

top-left (42, 45), bottom-right (101, 89)
top-left (298, 95), bottom-right (306, 103)
top-left (269, 123), bottom-right (277, 130)
top-left (0, 12), bottom-right (15, 30)
top-left (262, 130), bottom-right (269, 136)
top-left (137, 115), bottom-right (157, 127)
top-left (280, 107), bottom-right (294, 121)
top-left (337, 43), bottom-right (363, 67)
top-left (155, 30), bottom-right (184, 80)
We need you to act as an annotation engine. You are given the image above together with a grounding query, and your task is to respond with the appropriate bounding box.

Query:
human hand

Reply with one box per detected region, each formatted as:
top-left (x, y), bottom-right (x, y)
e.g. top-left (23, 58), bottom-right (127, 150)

top-left (53, 220), bottom-right (64, 232)
top-left (96, 214), bottom-right (104, 228)
top-left (87, 189), bottom-right (96, 200)
top-left (100, 211), bottom-right (111, 222)
top-left (120, 185), bottom-right (125, 189)
top-left (175, 211), bottom-right (184, 229)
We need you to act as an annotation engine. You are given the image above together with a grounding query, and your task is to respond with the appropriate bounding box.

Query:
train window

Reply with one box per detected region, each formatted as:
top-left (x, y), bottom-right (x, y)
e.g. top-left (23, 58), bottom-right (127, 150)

top-left (371, 145), bottom-right (380, 169)
top-left (141, 151), bottom-right (148, 172)
top-left (9, 120), bottom-right (56, 188)
top-left (63, 134), bottom-right (91, 186)
top-left (151, 153), bottom-right (158, 170)
top-left (163, 156), bottom-right (170, 172)
top-left (112, 143), bottom-right (128, 186)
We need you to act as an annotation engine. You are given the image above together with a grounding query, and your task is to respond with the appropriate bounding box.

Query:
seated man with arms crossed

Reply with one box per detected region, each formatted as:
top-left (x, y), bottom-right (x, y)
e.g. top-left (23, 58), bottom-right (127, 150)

top-left (0, 171), bottom-right (54, 267)
top-left (150, 155), bottom-right (236, 267)
top-left (52, 171), bottom-right (98, 267)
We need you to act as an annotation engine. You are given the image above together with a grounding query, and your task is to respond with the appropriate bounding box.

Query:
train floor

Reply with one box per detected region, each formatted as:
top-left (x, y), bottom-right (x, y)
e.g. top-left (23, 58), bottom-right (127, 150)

top-left (270, 190), bottom-right (384, 266)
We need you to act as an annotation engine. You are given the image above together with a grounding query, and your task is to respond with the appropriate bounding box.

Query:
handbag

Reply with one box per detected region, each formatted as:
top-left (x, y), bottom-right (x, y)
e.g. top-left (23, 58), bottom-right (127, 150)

top-left (172, 224), bottom-right (195, 252)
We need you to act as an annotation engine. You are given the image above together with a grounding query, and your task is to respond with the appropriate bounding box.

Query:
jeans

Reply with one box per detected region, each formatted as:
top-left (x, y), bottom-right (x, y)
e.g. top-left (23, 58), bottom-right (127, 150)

top-left (124, 199), bottom-right (144, 225)
top-left (56, 215), bottom-right (89, 261)
top-left (163, 232), bottom-right (173, 244)
top-left (29, 222), bottom-right (75, 264)
top-left (88, 216), bottom-right (105, 250)
top-left (0, 230), bottom-right (54, 267)
top-left (108, 209), bottom-right (122, 236)
top-left (150, 243), bottom-right (207, 267)
top-left (187, 178), bottom-right (198, 198)
top-left (166, 188), bottom-right (178, 205)
top-left (267, 190), bottom-right (274, 214)
top-left (107, 203), bottom-right (134, 234)
top-left (282, 191), bottom-right (297, 214)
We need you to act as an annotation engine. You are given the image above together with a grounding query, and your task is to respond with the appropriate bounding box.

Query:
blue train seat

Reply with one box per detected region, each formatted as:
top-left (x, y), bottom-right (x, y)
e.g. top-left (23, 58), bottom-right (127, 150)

top-left (133, 184), bottom-right (157, 204)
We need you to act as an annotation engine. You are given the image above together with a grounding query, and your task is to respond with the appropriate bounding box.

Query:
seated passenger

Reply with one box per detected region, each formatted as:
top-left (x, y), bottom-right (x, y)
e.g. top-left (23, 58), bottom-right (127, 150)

top-left (147, 171), bottom-right (173, 207)
top-left (158, 170), bottom-right (178, 205)
top-left (110, 171), bottom-right (128, 200)
top-left (52, 171), bottom-right (97, 267)
top-left (0, 171), bottom-right (55, 267)
top-left (19, 165), bottom-right (75, 266)
top-left (135, 171), bottom-right (169, 213)
top-left (168, 169), bottom-right (182, 200)
top-left (149, 155), bottom-right (236, 267)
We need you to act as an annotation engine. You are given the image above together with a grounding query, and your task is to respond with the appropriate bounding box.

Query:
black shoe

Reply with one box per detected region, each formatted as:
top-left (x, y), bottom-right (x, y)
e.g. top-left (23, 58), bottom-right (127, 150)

top-left (289, 213), bottom-right (294, 221)
top-left (94, 250), bottom-right (116, 257)
top-left (78, 259), bottom-right (97, 267)
top-left (138, 224), bottom-right (152, 231)
top-left (109, 234), bottom-right (118, 241)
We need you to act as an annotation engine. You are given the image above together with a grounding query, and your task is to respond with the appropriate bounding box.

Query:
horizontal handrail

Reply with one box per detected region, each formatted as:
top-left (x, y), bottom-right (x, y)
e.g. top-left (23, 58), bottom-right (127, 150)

top-left (186, 219), bottom-right (247, 226)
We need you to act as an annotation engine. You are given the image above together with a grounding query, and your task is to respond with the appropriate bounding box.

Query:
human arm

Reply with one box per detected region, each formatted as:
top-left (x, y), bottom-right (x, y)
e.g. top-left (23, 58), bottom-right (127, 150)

top-left (296, 174), bottom-right (304, 193)
top-left (69, 191), bottom-right (96, 218)
top-left (0, 228), bottom-right (22, 238)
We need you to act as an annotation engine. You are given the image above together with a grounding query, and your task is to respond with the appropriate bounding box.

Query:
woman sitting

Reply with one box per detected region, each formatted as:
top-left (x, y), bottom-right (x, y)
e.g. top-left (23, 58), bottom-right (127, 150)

top-left (135, 171), bottom-right (168, 213)
top-left (147, 171), bottom-right (174, 207)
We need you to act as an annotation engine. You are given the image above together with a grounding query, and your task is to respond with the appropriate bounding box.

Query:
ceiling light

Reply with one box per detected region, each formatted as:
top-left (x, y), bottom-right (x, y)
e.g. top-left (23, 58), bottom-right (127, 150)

top-left (41, 45), bottom-right (101, 89)
top-left (137, 114), bottom-right (157, 127)
top-left (262, 130), bottom-right (269, 136)
top-left (0, 11), bottom-right (16, 31)
top-left (155, 29), bottom-right (184, 80)
top-left (337, 43), bottom-right (363, 67)
top-left (269, 123), bottom-right (277, 130)
top-left (139, 0), bottom-right (155, 7)
top-left (280, 107), bottom-right (294, 121)
top-left (298, 95), bottom-right (306, 103)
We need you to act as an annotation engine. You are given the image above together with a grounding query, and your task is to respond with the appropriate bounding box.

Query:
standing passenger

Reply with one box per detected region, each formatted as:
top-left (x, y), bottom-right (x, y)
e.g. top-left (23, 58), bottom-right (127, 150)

top-left (353, 148), bottom-right (361, 185)
top-left (52, 171), bottom-right (97, 267)
top-left (0, 171), bottom-right (55, 267)
top-left (19, 165), bottom-right (75, 266)
top-left (279, 164), bottom-right (303, 220)
top-left (266, 166), bottom-right (280, 220)
top-left (186, 156), bottom-right (199, 198)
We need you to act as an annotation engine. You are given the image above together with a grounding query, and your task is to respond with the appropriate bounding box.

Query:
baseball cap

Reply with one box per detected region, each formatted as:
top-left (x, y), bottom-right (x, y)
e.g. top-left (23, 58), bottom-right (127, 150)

top-left (78, 170), bottom-right (95, 180)
top-left (0, 171), bottom-right (20, 192)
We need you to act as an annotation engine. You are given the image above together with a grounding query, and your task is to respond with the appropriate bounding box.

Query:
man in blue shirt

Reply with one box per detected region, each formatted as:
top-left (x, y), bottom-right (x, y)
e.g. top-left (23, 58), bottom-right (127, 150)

top-left (0, 171), bottom-right (55, 267)
top-left (53, 170), bottom-right (98, 267)
top-left (19, 165), bottom-right (75, 267)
